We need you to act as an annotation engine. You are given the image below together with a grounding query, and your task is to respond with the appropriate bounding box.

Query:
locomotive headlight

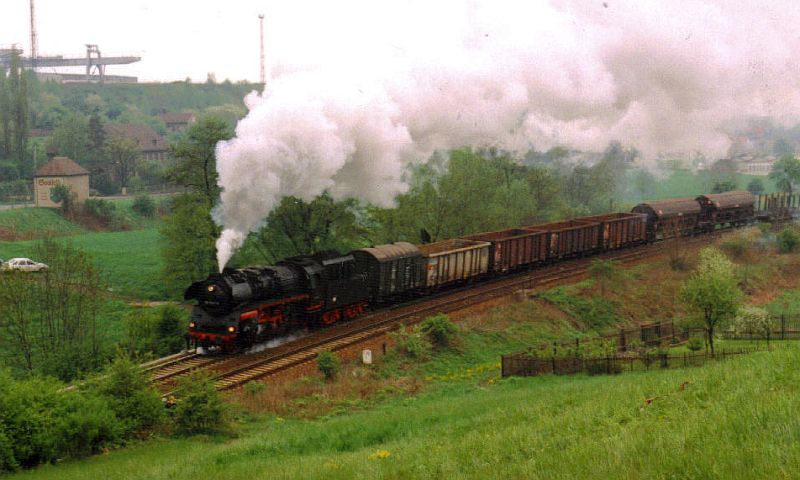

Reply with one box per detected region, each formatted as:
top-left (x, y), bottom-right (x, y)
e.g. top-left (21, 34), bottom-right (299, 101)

top-left (207, 285), bottom-right (215, 292)
top-left (189, 322), bottom-right (196, 329)
top-left (227, 326), bottom-right (236, 333)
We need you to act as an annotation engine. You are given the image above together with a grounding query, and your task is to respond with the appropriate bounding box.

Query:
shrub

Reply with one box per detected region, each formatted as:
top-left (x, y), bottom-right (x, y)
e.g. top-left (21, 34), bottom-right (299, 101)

top-left (316, 351), bottom-right (341, 381)
top-left (687, 336), bottom-right (704, 352)
top-left (51, 391), bottom-right (121, 459)
top-left (83, 198), bottom-right (117, 221)
top-left (173, 373), bottom-right (226, 435)
top-left (390, 326), bottom-right (430, 359)
top-left (156, 305), bottom-right (188, 356)
top-left (585, 358), bottom-right (622, 376)
top-left (49, 184), bottom-right (76, 215)
top-left (243, 381), bottom-right (266, 397)
top-left (418, 314), bottom-right (459, 348)
top-left (132, 194), bottom-right (156, 218)
top-left (777, 227), bottom-right (800, 254)
top-left (95, 357), bottom-right (165, 436)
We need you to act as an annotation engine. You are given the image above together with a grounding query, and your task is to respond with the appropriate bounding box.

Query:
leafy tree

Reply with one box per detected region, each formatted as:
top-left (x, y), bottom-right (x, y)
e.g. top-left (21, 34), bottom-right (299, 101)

top-left (161, 116), bottom-right (233, 291)
top-left (733, 305), bottom-right (774, 344)
top-left (0, 65), bottom-right (9, 159)
top-left (776, 226), bottom-right (800, 254)
top-left (0, 240), bottom-right (104, 380)
top-left (681, 247), bottom-right (743, 354)
top-left (769, 154), bottom-right (800, 193)
top-left (746, 178), bottom-right (765, 195)
top-left (132, 194), bottom-right (156, 218)
top-left (167, 115), bottom-right (231, 204)
top-left (104, 136), bottom-right (139, 189)
top-left (95, 357), bottom-right (164, 436)
top-left (47, 113), bottom-right (90, 164)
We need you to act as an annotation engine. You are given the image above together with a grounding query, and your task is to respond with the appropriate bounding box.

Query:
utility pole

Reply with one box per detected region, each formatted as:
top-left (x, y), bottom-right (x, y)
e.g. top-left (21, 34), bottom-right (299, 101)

top-left (29, 0), bottom-right (38, 70)
top-left (258, 14), bottom-right (266, 88)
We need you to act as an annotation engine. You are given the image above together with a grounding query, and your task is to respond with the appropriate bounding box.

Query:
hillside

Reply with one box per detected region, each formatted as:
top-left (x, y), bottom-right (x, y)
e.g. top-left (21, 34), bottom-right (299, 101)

top-left (10, 344), bottom-right (798, 480)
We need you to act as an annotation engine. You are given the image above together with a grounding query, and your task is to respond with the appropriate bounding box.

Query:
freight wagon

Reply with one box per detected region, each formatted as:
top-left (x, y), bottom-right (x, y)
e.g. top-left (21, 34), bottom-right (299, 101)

top-left (417, 239), bottom-right (491, 289)
top-left (462, 228), bottom-right (548, 273)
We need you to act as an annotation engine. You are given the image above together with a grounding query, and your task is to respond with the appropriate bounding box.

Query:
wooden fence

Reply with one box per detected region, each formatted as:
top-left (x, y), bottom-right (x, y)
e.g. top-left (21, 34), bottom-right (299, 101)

top-left (501, 346), bottom-right (767, 378)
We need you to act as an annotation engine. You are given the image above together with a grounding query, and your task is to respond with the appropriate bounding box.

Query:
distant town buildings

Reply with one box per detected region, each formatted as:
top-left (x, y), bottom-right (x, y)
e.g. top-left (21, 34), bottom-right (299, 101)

top-left (158, 111), bottom-right (197, 133)
top-left (104, 123), bottom-right (169, 162)
top-left (33, 156), bottom-right (89, 208)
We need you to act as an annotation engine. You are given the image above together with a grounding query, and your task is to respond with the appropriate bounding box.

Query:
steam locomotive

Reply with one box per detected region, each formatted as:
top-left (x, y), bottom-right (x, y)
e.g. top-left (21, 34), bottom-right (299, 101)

top-left (186, 190), bottom-right (767, 351)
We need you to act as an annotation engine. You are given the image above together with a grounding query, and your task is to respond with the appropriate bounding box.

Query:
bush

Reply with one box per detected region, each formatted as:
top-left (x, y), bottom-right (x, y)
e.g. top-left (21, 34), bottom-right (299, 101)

top-left (83, 198), bottom-right (116, 221)
top-left (418, 314), bottom-right (459, 349)
top-left (173, 372), bottom-right (226, 435)
top-left (243, 381), bottom-right (266, 397)
top-left (687, 336), bottom-right (704, 352)
top-left (777, 227), bottom-right (800, 254)
top-left (49, 184), bottom-right (76, 215)
top-left (132, 194), bottom-right (156, 218)
top-left (156, 305), bottom-right (188, 356)
top-left (95, 357), bottom-right (165, 436)
top-left (124, 305), bottom-right (188, 358)
top-left (390, 326), bottom-right (430, 359)
top-left (316, 351), bottom-right (341, 381)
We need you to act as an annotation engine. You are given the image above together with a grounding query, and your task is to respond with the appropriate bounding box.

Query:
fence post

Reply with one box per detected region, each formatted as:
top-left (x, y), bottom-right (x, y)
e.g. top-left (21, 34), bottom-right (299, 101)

top-left (551, 356), bottom-right (556, 375)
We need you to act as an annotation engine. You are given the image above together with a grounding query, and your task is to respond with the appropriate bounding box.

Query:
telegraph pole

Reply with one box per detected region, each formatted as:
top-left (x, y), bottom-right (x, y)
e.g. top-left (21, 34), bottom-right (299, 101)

top-left (258, 14), bottom-right (265, 88)
top-left (29, 0), bottom-right (38, 70)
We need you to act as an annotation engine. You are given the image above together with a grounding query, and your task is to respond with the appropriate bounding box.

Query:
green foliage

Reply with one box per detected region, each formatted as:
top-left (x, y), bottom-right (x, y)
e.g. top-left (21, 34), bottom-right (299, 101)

top-left (104, 137), bottom-right (140, 189)
top-left (0, 239), bottom-right (105, 380)
top-left (0, 370), bottom-right (121, 472)
top-left (96, 357), bottom-right (165, 436)
top-left (587, 259), bottom-right (619, 296)
top-left (47, 113), bottom-right (90, 165)
top-left (173, 372), bottom-right (226, 435)
top-left (83, 198), bottom-right (117, 223)
top-left (768, 154), bottom-right (800, 193)
top-left (687, 336), bottom-right (705, 352)
top-left (418, 314), bottom-right (459, 349)
top-left (711, 180), bottom-right (737, 193)
top-left (316, 351), bottom-right (341, 381)
top-left (681, 247), bottom-right (743, 353)
top-left (124, 305), bottom-right (188, 358)
top-left (747, 177), bottom-right (765, 195)
top-left (49, 183), bottom-right (76, 215)
top-left (243, 381), bottom-right (266, 397)
top-left (390, 326), bottom-right (431, 359)
top-left (166, 115), bottom-right (232, 203)
top-left (733, 305), bottom-right (774, 340)
top-left (539, 285), bottom-right (618, 329)
top-left (160, 193), bottom-right (218, 294)
top-left (132, 194), bottom-right (156, 218)
top-left (776, 226), bottom-right (800, 253)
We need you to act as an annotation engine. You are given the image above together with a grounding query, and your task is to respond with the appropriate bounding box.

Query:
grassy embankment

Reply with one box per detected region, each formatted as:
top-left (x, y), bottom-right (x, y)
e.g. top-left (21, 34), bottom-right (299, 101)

top-left (9, 227), bottom-right (800, 479)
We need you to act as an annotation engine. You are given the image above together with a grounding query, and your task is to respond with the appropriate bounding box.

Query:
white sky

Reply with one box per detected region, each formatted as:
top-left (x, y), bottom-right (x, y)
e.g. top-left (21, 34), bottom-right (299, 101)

top-left (0, 0), bottom-right (318, 82)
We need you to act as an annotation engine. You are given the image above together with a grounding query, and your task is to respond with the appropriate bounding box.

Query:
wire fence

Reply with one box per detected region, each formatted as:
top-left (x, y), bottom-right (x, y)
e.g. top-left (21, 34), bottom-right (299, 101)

top-left (501, 346), bottom-right (769, 378)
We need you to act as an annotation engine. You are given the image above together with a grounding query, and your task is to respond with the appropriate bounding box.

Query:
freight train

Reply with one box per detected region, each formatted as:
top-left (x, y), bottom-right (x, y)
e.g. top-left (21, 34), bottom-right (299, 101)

top-left (185, 190), bottom-right (772, 351)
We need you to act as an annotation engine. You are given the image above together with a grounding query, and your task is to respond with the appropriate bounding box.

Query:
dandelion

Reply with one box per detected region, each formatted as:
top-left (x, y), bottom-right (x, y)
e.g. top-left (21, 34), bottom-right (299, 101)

top-left (371, 449), bottom-right (391, 459)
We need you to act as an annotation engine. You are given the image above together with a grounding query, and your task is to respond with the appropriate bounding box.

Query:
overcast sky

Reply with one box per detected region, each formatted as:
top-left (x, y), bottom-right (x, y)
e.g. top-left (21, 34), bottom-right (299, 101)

top-left (1, 0), bottom-right (290, 82)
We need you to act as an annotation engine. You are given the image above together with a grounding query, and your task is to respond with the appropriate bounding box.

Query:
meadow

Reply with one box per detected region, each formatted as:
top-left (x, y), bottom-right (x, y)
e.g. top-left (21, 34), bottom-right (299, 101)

top-left (10, 343), bottom-right (800, 480)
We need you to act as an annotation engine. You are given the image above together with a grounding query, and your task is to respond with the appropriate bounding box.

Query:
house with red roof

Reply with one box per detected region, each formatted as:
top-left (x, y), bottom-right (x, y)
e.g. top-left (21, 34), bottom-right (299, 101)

top-left (33, 156), bottom-right (90, 207)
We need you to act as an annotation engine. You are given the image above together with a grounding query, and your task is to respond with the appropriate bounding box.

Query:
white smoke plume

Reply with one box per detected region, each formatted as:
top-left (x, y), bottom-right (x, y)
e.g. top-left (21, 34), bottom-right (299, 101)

top-left (214, 0), bottom-right (800, 269)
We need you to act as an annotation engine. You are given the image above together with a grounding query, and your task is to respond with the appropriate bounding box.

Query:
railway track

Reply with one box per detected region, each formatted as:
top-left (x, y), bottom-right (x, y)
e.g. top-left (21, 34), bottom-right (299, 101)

top-left (150, 230), bottom-right (724, 394)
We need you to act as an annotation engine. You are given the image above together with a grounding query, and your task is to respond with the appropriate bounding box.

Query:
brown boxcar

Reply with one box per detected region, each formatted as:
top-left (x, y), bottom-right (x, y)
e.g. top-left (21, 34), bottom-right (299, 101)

top-left (417, 239), bottom-right (490, 289)
top-left (695, 191), bottom-right (755, 230)
top-left (579, 212), bottom-right (648, 250)
top-left (526, 219), bottom-right (601, 260)
top-left (462, 228), bottom-right (548, 272)
top-left (631, 197), bottom-right (702, 241)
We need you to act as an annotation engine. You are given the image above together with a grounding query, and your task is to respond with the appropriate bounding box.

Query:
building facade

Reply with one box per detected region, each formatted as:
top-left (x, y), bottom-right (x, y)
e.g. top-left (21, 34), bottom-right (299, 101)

top-left (33, 157), bottom-right (90, 208)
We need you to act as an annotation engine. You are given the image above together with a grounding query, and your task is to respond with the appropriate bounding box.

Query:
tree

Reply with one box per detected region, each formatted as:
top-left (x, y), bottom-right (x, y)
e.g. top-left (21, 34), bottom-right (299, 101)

top-left (769, 154), bottom-right (800, 193)
top-left (681, 247), bottom-right (743, 354)
top-left (47, 113), bottom-right (90, 164)
top-left (316, 351), bottom-right (340, 381)
top-left (0, 240), bottom-right (103, 380)
top-left (166, 115), bottom-right (231, 204)
top-left (161, 116), bottom-right (233, 291)
top-left (733, 305), bottom-right (774, 345)
top-left (49, 184), bottom-right (76, 216)
top-left (746, 178), bottom-right (765, 195)
top-left (104, 137), bottom-right (139, 190)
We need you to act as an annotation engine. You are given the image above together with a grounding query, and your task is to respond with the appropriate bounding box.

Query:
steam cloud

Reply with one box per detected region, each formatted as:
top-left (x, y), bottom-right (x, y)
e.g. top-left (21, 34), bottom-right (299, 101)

top-left (214, 0), bottom-right (800, 269)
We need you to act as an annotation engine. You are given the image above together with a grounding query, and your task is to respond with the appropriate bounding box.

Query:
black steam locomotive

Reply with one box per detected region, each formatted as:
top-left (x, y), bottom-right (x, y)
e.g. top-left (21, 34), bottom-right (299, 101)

top-left (186, 191), bottom-right (771, 351)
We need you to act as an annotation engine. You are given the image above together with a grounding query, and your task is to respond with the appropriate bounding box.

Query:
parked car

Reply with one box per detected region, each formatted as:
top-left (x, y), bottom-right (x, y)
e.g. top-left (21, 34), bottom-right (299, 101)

top-left (2, 258), bottom-right (49, 272)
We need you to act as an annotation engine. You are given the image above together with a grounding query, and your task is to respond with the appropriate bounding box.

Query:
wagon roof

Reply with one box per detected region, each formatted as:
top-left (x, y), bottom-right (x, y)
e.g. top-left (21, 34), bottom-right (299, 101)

top-left (417, 238), bottom-right (490, 255)
top-left (695, 191), bottom-right (755, 208)
top-left (632, 198), bottom-right (701, 217)
top-left (356, 242), bottom-right (421, 262)
top-left (463, 227), bottom-right (546, 242)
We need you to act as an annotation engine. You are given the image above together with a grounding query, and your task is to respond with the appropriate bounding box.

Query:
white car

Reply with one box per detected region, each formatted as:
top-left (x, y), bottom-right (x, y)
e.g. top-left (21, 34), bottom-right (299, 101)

top-left (2, 258), bottom-right (49, 272)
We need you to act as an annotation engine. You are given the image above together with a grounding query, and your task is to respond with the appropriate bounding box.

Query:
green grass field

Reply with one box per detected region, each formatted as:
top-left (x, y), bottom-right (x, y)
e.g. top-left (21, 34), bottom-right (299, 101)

top-left (648, 170), bottom-right (778, 201)
top-left (11, 344), bottom-right (800, 480)
top-left (0, 208), bottom-right (85, 239)
top-left (0, 228), bottom-right (168, 300)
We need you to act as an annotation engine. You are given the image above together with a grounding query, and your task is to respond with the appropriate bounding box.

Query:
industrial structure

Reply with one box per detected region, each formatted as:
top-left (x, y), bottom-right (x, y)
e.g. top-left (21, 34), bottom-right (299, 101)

top-left (0, 0), bottom-right (141, 83)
